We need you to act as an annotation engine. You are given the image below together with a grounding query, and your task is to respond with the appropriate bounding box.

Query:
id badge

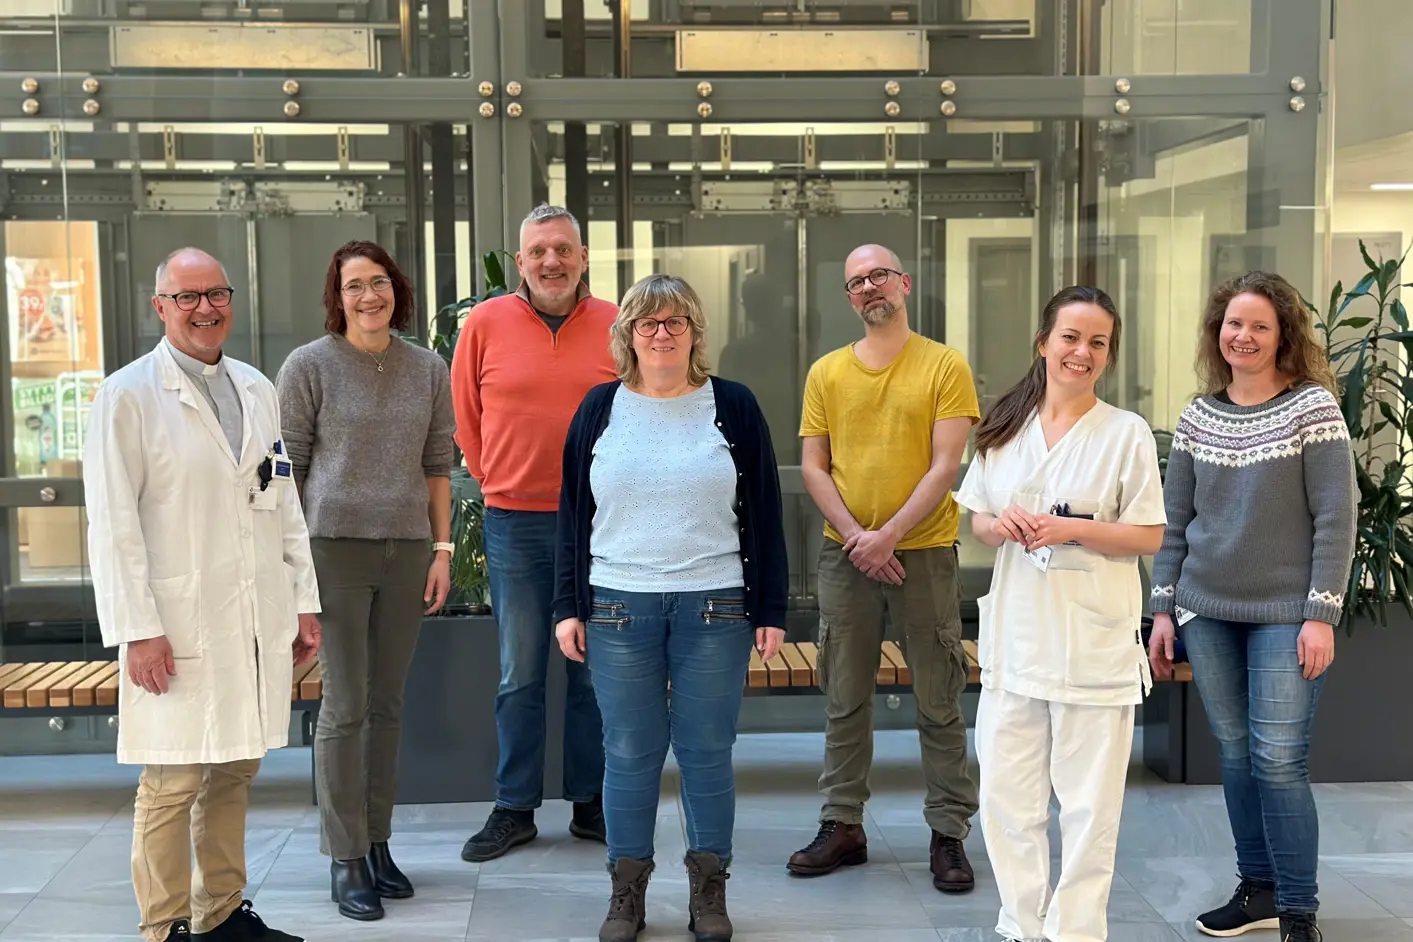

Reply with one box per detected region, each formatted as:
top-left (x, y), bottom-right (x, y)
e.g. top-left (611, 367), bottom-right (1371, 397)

top-left (1175, 606), bottom-right (1197, 626)
top-left (249, 486), bottom-right (278, 511)
top-left (1022, 544), bottom-right (1052, 572)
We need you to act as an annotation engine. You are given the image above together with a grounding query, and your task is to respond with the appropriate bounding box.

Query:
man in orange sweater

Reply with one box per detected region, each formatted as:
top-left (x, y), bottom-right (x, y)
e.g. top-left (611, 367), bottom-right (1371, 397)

top-left (451, 203), bottom-right (618, 862)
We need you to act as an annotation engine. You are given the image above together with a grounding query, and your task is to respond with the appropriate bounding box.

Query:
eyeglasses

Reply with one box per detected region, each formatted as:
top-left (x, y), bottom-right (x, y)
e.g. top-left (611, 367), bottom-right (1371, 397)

top-left (156, 288), bottom-right (235, 311)
top-left (845, 267), bottom-right (902, 295)
top-left (632, 315), bottom-right (691, 337)
top-left (342, 276), bottom-right (394, 297)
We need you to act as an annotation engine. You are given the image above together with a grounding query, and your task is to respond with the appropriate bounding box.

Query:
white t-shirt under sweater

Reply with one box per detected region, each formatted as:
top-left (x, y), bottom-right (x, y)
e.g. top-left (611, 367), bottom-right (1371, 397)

top-left (588, 381), bottom-right (745, 593)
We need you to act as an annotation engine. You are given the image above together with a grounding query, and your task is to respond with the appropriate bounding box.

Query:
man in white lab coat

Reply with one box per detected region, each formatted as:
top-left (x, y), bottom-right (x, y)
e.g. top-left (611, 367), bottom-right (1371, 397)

top-left (83, 247), bottom-right (322, 942)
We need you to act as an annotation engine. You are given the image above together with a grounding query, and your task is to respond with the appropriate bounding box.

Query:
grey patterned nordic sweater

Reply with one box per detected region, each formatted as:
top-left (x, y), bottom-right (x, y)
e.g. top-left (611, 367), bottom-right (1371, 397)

top-left (1150, 383), bottom-right (1357, 627)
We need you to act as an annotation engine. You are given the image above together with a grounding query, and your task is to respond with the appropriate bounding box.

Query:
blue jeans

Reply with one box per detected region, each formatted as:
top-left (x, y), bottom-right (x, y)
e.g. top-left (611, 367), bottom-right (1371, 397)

top-left (586, 587), bottom-right (754, 865)
top-left (1180, 617), bottom-right (1327, 914)
top-left (483, 507), bottom-right (604, 810)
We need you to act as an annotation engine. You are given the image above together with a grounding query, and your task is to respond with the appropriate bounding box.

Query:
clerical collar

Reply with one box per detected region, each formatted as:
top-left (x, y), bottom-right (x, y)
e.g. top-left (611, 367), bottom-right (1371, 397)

top-left (164, 337), bottom-right (223, 377)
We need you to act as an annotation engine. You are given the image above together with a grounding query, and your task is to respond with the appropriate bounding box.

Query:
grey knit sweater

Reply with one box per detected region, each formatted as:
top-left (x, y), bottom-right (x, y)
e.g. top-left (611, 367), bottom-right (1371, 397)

top-left (275, 334), bottom-right (456, 540)
top-left (1150, 383), bottom-right (1357, 627)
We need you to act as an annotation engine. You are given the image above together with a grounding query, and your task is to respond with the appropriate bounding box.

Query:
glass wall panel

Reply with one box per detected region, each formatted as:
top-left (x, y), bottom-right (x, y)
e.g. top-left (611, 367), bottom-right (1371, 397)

top-left (0, 0), bottom-right (1331, 660)
top-left (1101, 0), bottom-right (1254, 75)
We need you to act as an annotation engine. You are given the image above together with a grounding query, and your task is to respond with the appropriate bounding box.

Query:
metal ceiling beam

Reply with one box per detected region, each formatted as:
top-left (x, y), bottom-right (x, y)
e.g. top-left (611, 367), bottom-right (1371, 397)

top-left (1, 73), bottom-right (1316, 124)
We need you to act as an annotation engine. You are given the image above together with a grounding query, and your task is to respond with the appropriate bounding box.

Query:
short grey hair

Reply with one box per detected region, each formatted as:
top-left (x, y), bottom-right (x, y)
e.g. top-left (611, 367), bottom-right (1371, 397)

top-left (519, 203), bottom-right (581, 243)
top-left (154, 247), bottom-right (229, 293)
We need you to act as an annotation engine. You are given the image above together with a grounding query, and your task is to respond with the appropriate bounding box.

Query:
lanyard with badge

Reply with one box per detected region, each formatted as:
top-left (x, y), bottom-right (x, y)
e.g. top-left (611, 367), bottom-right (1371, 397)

top-left (1021, 501), bottom-right (1094, 572)
top-left (249, 439), bottom-right (292, 510)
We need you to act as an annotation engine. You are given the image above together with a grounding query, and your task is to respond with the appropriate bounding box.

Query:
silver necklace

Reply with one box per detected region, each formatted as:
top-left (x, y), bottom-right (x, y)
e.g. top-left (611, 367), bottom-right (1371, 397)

top-left (366, 347), bottom-right (390, 372)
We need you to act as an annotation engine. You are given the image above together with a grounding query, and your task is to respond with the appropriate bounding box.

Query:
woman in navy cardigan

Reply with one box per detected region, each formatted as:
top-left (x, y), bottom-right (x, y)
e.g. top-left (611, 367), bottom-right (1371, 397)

top-left (552, 273), bottom-right (788, 942)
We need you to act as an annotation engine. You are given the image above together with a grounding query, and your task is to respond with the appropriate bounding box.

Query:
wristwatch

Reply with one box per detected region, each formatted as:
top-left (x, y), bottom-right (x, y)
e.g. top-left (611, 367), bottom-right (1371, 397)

top-left (433, 541), bottom-right (455, 557)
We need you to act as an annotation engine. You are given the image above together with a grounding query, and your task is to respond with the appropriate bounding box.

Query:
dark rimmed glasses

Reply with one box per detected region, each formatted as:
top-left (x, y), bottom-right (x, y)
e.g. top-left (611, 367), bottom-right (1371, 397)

top-left (845, 267), bottom-right (902, 295)
top-left (632, 315), bottom-right (691, 337)
top-left (156, 287), bottom-right (235, 311)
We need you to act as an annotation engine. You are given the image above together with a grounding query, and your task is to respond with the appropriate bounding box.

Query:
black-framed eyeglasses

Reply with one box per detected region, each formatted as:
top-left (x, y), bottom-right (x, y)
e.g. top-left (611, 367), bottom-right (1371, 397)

top-left (342, 276), bottom-right (394, 297)
top-left (633, 315), bottom-right (691, 337)
top-left (845, 268), bottom-right (902, 295)
top-left (156, 287), bottom-right (235, 311)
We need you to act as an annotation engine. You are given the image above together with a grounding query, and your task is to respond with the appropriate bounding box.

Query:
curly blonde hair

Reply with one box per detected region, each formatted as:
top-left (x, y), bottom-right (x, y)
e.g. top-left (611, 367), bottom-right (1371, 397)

top-left (1196, 270), bottom-right (1337, 396)
top-left (610, 274), bottom-right (712, 388)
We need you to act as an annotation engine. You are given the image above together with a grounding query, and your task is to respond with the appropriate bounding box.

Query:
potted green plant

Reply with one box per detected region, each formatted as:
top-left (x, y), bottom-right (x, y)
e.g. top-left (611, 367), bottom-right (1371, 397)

top-left (1313, 240), bottom-right (1413, 632)
top-left (414, 250), bottom-right (512, 615)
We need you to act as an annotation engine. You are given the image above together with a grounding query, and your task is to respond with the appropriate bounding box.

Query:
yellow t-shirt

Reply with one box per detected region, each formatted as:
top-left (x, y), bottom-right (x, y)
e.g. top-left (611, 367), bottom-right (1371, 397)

top-left (799, 333), bottom-right (980, 550)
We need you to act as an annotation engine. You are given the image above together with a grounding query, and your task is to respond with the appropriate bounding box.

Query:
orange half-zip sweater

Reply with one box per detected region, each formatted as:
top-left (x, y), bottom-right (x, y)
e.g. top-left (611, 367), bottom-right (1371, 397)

top-left (451, 287), bottom-right (618, 511)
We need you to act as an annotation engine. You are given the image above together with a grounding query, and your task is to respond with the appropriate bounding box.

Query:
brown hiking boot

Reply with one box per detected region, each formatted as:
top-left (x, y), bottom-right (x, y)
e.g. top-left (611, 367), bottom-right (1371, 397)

top-left (785, 820), bottom-right (868, 876)
top-left (929, 830), bottom-right (975, 893)
top-left (599, 857), bottom-right (653, 942)
top-left (684, 851), bottom-right (732, 941)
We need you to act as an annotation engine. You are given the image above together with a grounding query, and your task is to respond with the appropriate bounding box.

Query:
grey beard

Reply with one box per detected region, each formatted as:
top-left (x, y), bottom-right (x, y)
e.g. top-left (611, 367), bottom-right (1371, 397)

top-left (860, 299), bottom-right (899, 325)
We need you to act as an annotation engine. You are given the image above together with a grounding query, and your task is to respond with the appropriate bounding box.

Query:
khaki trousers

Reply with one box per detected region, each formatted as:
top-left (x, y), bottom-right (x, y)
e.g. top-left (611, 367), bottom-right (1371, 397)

top-left (132, 758), bottom-right (260, 941)
top-left (815, 540), bottom-right (979, 839)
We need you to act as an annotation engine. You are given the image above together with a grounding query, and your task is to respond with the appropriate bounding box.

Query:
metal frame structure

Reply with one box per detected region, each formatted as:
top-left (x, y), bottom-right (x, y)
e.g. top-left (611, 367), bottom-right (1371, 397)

top-left (0, 0), bottom-right (1330, 633)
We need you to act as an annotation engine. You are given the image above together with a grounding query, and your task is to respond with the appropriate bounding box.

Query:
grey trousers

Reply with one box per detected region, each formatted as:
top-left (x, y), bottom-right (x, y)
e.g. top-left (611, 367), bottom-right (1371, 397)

top-left (311, 537), bottom-right (430, 860)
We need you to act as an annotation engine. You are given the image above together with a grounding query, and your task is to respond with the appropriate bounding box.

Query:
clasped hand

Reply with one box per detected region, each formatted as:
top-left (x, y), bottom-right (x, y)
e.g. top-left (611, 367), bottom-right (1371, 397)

top-left (992, 504), bottom-right (1079, 551)
top-left (844, 529), bottom-right (906, 584)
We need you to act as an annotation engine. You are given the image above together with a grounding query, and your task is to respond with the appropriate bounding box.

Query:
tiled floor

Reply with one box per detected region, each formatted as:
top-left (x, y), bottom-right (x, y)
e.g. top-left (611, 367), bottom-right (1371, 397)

top-left (2, 730), bottom-right (1412, 941)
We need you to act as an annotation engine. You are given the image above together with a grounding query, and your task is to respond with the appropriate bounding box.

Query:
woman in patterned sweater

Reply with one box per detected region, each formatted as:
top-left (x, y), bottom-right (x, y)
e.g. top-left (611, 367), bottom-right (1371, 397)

top-left (1148, 271), bottom-right (1356, 942)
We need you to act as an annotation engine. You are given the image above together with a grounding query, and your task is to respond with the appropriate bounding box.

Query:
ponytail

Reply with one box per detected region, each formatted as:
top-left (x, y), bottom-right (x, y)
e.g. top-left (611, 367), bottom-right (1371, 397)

top-left (973, 284), bottom-right (1120, 458)
top-left (975, 357), bottom-right (1047, 457)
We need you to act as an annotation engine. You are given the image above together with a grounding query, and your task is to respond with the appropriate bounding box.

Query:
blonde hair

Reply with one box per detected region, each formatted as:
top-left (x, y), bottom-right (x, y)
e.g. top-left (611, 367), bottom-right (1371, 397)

top-left (610, 274), bottom-right (712, 388)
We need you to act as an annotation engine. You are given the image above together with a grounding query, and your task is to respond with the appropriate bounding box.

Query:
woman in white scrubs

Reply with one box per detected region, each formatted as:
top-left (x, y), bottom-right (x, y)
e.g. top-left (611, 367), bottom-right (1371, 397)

top-left (956, 285), bottom-right (1166, 942)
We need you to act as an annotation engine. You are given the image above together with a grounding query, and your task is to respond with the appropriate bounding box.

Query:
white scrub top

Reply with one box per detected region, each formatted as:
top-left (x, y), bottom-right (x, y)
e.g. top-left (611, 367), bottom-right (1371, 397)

top-left (956, 400), bottom-right (1166, 706)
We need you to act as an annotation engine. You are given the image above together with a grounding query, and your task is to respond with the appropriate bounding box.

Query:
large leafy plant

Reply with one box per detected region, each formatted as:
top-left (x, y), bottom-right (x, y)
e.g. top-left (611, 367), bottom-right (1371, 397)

top-left (1312, 240), bottom-right (1413, 631)
top-left (423, 250), bottom-right (512, 613)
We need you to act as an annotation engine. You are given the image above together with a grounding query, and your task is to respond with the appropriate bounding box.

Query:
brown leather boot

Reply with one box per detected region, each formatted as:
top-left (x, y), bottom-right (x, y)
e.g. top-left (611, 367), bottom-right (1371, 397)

top-left (599, 857), bottom-right (653, 942)
top-left (785, 820), bottom-right (868, 876)
top-left (929, 830), bottom-right (975, 893)
top-left (684, 851), bottom-right (732, 941)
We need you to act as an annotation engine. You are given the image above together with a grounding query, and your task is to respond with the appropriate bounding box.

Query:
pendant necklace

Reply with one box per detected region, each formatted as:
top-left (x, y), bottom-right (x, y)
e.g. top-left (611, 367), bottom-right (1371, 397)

top-left (367, 347), bottom-right (389, 372)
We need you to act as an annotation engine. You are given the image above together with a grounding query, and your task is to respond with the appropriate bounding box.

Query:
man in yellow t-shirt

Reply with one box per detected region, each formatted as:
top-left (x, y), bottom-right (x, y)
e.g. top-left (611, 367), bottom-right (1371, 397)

top-left (786, 243), bottom-right (981, 895)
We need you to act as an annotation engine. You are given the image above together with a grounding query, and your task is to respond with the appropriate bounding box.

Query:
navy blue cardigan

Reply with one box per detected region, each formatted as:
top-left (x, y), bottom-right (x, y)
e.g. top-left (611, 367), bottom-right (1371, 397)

top-left (551, 377), bottom-right (789, 629)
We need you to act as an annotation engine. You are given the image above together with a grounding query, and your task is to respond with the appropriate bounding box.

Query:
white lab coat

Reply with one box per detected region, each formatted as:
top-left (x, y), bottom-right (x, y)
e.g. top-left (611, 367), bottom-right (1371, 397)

top-left (956, 400), bottom-right (1166, 706)
top-left (956, 400), bottom-right (1165, 942)
top-left (84, 340), bottom-right (321, 766)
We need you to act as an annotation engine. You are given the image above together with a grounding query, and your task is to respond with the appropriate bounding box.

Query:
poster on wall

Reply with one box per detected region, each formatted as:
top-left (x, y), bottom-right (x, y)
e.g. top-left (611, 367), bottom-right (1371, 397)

top-left (7, 257), bottom-right (86, 364)
top-left (10, 374), bottom-right (101, 477)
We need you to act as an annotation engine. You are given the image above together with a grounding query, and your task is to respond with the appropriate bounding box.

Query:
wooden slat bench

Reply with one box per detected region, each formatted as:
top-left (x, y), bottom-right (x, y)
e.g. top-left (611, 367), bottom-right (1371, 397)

top-left (744, 641), bottom-right (983, 693)
top-left (0, 659), bottom-right (325, 713)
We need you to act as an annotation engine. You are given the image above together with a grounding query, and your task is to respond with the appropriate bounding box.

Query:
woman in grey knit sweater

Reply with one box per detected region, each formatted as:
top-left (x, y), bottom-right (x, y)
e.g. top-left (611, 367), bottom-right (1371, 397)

top-left (1148, 271), bottom-right (1356, 942)
top-left (276, 240), bottom-right (456, 924)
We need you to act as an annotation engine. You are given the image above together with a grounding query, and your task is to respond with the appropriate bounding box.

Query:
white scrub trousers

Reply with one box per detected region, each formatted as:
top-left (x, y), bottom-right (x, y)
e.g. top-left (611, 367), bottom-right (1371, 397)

top-left (975, 686), bottom-right (1135, 942)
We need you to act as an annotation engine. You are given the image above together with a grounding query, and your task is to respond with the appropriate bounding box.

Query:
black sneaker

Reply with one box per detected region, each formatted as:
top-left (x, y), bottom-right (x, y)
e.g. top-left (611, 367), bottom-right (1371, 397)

top-left (1280, 912), bottom-right (1322, 942)
top-left (191, 900), bottom-right (302, 941)
top-left (570, 795), bottom-right (607, 843)
top-left (461, 806), bottom-right (537, 862)
top-left (164, 921), bottom-right (191, 941)
top-left (1196, 878), bottom-right (1280, 936)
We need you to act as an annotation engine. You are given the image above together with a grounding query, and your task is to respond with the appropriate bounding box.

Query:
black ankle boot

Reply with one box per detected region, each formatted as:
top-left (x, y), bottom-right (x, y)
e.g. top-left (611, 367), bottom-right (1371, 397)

top-left (330, 858), bottom-right (384, 921)
top-left (367, 841), bottom-right (414, 899)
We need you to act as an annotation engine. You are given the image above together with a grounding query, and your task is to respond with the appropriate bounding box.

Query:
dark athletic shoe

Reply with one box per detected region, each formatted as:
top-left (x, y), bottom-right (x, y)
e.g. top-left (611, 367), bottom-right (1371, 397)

top-left (460, 806), bottom-right (537, 862)
top-left (1195, 878), bottom-right (1280, 936)
top-left (1280, 912), bottom-right (1322, 942)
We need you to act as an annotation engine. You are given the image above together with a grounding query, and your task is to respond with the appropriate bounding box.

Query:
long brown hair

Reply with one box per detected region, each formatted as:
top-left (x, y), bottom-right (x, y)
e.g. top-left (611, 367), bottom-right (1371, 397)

top-left (1196, 271), bottom-right (1336, 396)
top-left (322, 240), bottom-right (416, 335)
top-left (974, 285), bottom-right (1121, 457)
